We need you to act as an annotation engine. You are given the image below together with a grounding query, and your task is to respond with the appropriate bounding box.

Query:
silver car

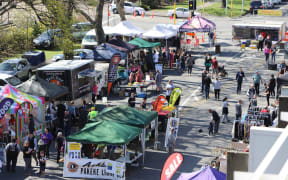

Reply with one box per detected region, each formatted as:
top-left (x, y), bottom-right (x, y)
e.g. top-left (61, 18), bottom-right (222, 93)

top-left (0, 73), bottom-right (23, 91)
top-left (0, 59), bottom-right (32, 81)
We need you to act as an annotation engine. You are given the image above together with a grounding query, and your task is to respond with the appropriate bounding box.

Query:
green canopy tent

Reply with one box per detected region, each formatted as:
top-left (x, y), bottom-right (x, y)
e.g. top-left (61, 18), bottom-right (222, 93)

top-left (90, 105), bottom-right (159, 165)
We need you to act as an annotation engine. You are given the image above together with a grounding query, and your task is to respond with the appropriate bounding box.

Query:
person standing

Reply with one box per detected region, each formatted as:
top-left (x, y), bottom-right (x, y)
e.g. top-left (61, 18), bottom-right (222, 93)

top-left (257, 33), bottom-right (264, 51)
top-left (55, 132), bottom-right (65, 163)
top-left (271, 45), bottom-right (277, 64)
top-left (235, 100), bottom-right (242, 120)
top-left (253, 71), bottom-right (263, 96)
top-left (201, 70), bottom-right (208, 93)
top-left (264, 84), bottom-right (270, 106)
top-left (222, 97), bottom-right (229, 123)
top-left (68, 101), bottom-right (76, 125)
top-left (264, 46), bottom-right (270, 65)
top-left (28, 114), bottom-right (35, 134)
top-left (180, 52), bottom-right (186, 72)
top-left (211, 57), bottom-right (218, 79)
top-left (155, 69), bottom-right (162, 93)
top-left (64, 111), bottom-right (71, 136)
top-left (247, 85), bottom-right (256, 102)
top-left (41, 128), bottom-right (52, 159)
top-left (57, 102), bottom-right (66, 130)
top-left (213, 78), bottom-right (221, 100)
top-left (153, 50), bottom-right (159, 64)
top-left (269, 74), bottom-right (276, 97)
top-left (208, 109), bottom-right (220, 134)
top-left (128, 93), bottom-right (136, 107)
top-left (204, 53), bottom-right (212, 73)
top-left (39, 151), bottom-right (46, 176)
top-left (265, 35), bottom-right (272, 49)
top-left (166, 80), bottom-right (174, 103)
top-left (23, 140), bottom-right (32, 176)
top-left (186, 54), bottom-right (195, 76)
top-left (204, 74), bottom-right (212, 100)
top-left (5, 138), bottom-right (20, 172)
top-left (236, 68), bottom-right (245, 94)
top-left (92, 82), bottom-right (98, 104)
top-left (26, 133), bottom-right (38, 166)
top-left (167, 128), bottom-right (176, 154)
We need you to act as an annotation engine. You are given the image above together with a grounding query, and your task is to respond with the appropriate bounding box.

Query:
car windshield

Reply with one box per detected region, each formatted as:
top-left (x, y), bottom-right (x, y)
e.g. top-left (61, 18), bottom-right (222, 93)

top-left (39, 31), bottom-right (52, 39)
top-left (0, 63), bottom-right (17, 71)
top-left (6, 76), bottom-right (22, 86)
top-left (84, 35), bottom-right (96, 42)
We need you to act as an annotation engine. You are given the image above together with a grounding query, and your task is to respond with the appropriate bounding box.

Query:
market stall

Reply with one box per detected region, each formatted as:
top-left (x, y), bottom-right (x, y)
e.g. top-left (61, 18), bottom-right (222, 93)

top-left (0, 85), bottom-right (45, 145)
top-left (94, 43), bottom-right (127, 62)
top-left (104, 21), bottom-right (144, 37)
top-left (179, 15), bottom-right (216, 50)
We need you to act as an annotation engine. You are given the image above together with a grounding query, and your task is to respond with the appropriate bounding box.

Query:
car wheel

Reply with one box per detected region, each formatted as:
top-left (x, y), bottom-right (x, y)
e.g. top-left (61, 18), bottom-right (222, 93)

top-left (113, 9), bottom-right (118, 14)
top-left (136, 11), bottom-right (140, 16)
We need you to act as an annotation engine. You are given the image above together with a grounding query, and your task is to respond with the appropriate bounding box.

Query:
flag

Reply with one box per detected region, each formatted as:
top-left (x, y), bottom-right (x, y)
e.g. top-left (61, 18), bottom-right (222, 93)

top-left (107, 53), bottom-right (121, 96)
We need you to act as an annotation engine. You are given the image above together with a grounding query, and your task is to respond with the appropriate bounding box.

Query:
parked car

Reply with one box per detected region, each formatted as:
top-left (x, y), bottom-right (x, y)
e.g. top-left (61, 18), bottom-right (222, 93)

top-left (0, 59), bottom-right (32, 81)
top-left (72, 22), bottom-right (93, 42)
top-left (110, 1), bottom-right (145, 15)
top-left (52, 49), bottom-right (95, 62)
top-left (33, 29), bottom-right (62, 49)
top-left (250, 1), bottom-right (264, 14)
top-left (261, 0), bottom-right (273, 8)
top-left (0, 74), bottom-right (23, 90)
top-left (81, 29), bottom-right (98, 49)
top-left (168, 8), bottom-right (200, 18)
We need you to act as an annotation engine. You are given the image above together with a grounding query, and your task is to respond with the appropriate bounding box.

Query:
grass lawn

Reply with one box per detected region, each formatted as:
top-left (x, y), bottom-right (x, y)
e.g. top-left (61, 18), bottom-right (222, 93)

top-left (41, 43), bottom-right (81, 60)
top-left (203, 0), bottom-right (250, 17)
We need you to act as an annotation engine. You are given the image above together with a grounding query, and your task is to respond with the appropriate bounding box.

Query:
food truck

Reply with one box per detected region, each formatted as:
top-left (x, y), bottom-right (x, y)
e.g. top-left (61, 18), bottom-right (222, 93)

top-left (232, 21), bottom-right (287, 42)
top-left (36, 60), bottom-right (95, 101)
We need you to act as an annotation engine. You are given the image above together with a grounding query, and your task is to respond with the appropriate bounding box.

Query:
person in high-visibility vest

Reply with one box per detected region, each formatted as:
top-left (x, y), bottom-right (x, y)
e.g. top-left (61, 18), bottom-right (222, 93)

top-left (88, 107), bottom-right (98, 120)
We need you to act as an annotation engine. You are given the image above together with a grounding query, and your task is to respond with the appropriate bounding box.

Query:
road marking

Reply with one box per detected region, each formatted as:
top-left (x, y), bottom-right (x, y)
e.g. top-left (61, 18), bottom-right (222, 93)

top-left (179, 87), bottom-right (200, 111)
top-left (232, 51), bottom-right (242, 59)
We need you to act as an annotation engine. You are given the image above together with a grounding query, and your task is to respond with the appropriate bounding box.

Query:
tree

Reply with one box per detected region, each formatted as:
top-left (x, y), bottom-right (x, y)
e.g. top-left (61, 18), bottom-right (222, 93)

top-left (116, 0), bottom-right (126, 21)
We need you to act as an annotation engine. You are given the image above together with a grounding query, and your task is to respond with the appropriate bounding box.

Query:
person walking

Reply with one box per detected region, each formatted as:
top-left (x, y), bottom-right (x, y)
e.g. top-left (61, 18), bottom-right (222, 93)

top-left (155, 69), bottom-right (162, 93)
top-left (247, 85), bottom-right (256, 102)
top-left (26, 133), bottom-right (38, 166)
top-left (204, 74), bottom-right (212, 100)
top-left (41, 128), bottom-right (52, 159)
top-left (186, 54), bottom-right (195, 75)
top-left (253, 71), bottom-right (263, 96)
top-left (208, 109), bottom-right (220, 134)
top-left (201, 70), bottom-right (208, 93)
top-left (166, 80), bottom-right (174, 103)
top-left (39, 151), bottom-right (46, 176)
top-left (264, 83), bottom-right (270, 106)
top-left (57, 102), bottom-right (66, 130)
top-left (257, 33), bottom-right (264, 51)
top-left (211, 57), bottom-right (219, 79)
top-left (213, 78), bottom-right (221, 100)
top-left (222, 97), bottom-right (229, 123)
top-left (55, 132), bottom-right (65, 163)
top-left (167, 128), bottom-right (176, 154)
top-left (204, 53), bottom-right (212, 73)
top-left (92, 82), bottom-right (98, 104)
top-left (64, 111), bottom-right (71, 136)
top-left (235, 100), bottom-right (242, 120)
top-left (264, 46), bottom-right (270, 65)
top-left (23, 140), bottom-right (32, 176)
top-left (5, 138), bottom-right (20, 172)
top-left (271, 45), bottom-right (277, 64)
top-left (180, 52), bottom-right (186, 72)
top-left (68, 101), bottom-right (76, 125)
top-left (236, 68), bottom-right (245, 94)
top-left (28, 114), bottom-right (35, 134)
top-left (269, 74), bottom-right (276, 97)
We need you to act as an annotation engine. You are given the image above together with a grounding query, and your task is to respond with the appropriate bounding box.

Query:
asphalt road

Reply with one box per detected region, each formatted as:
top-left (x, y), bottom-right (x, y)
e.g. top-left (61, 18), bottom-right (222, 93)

top-left (1, 12), bottom-right (287, 180)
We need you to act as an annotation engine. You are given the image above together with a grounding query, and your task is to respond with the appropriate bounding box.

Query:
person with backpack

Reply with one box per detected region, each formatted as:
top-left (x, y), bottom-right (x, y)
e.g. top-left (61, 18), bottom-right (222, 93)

top-left (5, 138), bottom-right (20, 172)
top-left (204, 53), bottom-right (212, 73)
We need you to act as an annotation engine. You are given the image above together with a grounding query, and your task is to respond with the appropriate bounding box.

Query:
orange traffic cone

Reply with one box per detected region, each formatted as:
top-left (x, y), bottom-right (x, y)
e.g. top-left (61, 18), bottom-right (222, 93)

top-left (170, 16), bottom-right (173, 20)
top-left (188, 17), bottom-right (191, 21)
top-left (202, 34), bottom-right (204, 43)
top-left (141, 11), bottom-right (144, 17)
top-left (152, 11), bottom-right (154, 18)
top-left (134, 11), bottom-right (136, 17)
top-left (108, 10), bottom-right (111, 17)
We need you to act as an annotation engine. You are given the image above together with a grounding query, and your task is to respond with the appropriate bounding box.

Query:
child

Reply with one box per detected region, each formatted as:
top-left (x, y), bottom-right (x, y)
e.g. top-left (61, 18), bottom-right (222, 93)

top-left (208, 121), bottom-right (214, 136)
top-left (39, 151), bottom-right (46, 176)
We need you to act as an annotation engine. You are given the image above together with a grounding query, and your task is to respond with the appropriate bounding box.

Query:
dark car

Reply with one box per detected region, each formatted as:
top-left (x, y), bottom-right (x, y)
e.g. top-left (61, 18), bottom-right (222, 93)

top-left (250, 1), bottom-right (263, 14)
top-left (0, 59), bottom-right (32, 81)
top-left (33, 29), bottom-right (62, 49)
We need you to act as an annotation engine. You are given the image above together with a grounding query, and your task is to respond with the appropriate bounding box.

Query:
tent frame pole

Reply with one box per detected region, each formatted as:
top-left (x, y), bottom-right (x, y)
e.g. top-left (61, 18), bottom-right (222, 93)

top-left (154, 116), bottom-right (159, 150)
top-left (141, 128), bottom-right (146, 167)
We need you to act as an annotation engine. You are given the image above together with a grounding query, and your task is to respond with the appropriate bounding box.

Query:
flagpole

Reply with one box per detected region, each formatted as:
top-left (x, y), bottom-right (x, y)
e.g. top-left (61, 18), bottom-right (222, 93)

top-left (174, 0), bottom-right (176, 25)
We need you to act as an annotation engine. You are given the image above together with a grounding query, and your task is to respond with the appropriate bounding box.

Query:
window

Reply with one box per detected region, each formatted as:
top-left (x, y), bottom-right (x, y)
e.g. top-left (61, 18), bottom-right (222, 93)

top-left (78, 70), bottom-right (90, 88)
top-left (84, 35), bottom-right (96, 42)
top-left (124, 3), bottom-right (131, 6)
top-left (6, 77), bottom-right (22, 86)
top-left (184, 8), bottom-right (189, 12)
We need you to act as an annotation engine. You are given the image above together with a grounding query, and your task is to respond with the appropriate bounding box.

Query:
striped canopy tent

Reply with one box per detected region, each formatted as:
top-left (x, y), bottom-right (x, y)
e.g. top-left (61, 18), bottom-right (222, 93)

top-left (179, 15), bottom-right (216, 32)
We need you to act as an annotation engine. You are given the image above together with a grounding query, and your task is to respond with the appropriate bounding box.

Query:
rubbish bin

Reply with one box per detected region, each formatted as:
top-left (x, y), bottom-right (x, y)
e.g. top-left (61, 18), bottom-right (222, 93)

top-left (215, 44), bottom-right (221, 54)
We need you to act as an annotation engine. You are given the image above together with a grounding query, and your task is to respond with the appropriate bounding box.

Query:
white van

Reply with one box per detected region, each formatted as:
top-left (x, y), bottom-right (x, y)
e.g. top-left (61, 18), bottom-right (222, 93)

top-left (81, 29), bottom-right (97, 49)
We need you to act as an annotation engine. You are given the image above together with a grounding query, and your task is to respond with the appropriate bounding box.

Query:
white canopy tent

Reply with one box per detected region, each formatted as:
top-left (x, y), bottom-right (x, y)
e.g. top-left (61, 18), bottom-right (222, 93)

top-left (142, 24), bottom-right (180, 39)
top-left (104, 21), bottom-right (144, 37)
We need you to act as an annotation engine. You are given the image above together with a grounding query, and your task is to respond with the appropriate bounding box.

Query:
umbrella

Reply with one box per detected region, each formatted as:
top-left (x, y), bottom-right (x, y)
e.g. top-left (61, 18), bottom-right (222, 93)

top-left (177, 166), bottom-right (226, 180)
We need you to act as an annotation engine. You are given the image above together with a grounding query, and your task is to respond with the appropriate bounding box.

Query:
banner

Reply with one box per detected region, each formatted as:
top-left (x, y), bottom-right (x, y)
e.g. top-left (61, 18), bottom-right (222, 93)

top-left (153, 95), bottom-right (166, 112)
top-left (258, 10), bottom-right (282, 16)
top-left (169, 88), bottom-right (182, 107)
top-left (164, 117), bottom-right (180, 147)
top-left (0, 98), bottom-right (14, 120)
top-left (63, 158), bottom-right (125, 180)
top-left (161, 153), bottom-right (183, 180)
top-left (107, 53), bottom-right (121, 96)
top-left (68, 142), bottom-right (81, 160)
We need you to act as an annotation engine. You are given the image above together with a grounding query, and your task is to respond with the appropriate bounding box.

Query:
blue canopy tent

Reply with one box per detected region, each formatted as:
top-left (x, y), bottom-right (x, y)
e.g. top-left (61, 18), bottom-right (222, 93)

top-left (94, 43), bottom-right (127, 61)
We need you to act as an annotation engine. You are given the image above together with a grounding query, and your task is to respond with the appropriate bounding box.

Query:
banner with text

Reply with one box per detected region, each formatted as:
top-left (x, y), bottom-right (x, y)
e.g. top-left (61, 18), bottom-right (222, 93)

top-left (63, 158), bottom-right (125, 180)
top-left (68, 142), bottom-right (81, 160)
top-left (108, 53), bottom-right (121, 96)
top-left (164, 117), bottom-right (180, 147)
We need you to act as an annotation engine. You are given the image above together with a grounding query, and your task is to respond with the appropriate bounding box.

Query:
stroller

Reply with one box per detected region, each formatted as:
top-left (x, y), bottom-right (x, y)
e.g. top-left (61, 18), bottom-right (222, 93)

top-left (218, 65), bottom-right (228, 77)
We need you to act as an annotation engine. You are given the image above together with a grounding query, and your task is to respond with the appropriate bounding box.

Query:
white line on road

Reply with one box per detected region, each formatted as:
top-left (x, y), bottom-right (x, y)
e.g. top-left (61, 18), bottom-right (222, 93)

top-left (179, 87), bottom-right (201, 111)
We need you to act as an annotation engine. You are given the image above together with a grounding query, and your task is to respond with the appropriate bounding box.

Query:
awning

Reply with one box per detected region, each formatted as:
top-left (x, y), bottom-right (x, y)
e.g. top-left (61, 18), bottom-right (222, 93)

top-left (179, 15), bottom-right (216, 32)
top-left (78, 69), bottom-right (97, 77)
top-left (107, 38), bottom-right (138, 52)
top-left (128, 38), bottom-right (161, 48)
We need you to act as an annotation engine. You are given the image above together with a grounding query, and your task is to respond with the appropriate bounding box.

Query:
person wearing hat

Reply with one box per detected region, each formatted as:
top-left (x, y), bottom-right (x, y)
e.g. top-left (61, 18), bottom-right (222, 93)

top-left (167, 128), bottom-right (176, 154)
top-left (88, 107), bottom-right (98, 120)
top-left (253, 71), bottom-right (263, 96)
top-left (55, 132), bottom-right (65, 163)
top-left (37, 139), bottom-right (46, 161)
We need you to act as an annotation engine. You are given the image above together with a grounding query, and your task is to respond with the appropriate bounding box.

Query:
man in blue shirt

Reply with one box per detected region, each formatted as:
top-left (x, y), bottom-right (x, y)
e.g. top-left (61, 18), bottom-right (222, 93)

top-left (236, 68), bottom-right (245, 94)
top-left (253, 71), bottom-right (263, 96)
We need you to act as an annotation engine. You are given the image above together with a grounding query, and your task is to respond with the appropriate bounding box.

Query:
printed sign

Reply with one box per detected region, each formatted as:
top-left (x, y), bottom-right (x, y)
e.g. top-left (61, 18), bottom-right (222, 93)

top-left (153, 95), bottom-right (166, 112)
top-left (108, 54), bottom-right (121, 83)
top-left (63, 158), bottom-right (125, 180)
top-left (43, 71), bottom-right (65, 86)
top-left (258, 10), bottom-right (282, 16)
top-left (0, 98), bottom-right (14, 120)
top-left (161, 153), bottom-right (183, 180)
top-left (164, 117), bottom-right (180, 147)
top-left (155, 64), bottom-right (163, 74)
top-left (284, 32), bottom-right (288, 41)
top-left (68, 142), bottom-right (81, 160)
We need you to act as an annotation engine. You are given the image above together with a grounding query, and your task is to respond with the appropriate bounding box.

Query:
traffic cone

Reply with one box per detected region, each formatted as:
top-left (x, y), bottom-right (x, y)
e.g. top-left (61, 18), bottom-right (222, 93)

top-left (202, 34), bottom-right (204, 43)
top-left (141, 11), bottom-right (144, 17)
top-left (170, 16), bottom-right (173, 20)
top-left (134, 11), bottom-right (136, 17)
top-left (108, 10), bottom-right (111, 17)
top-left (188, 17), bottom-right (191, 21)
top-left (152, 11), bottom-right (154, 18)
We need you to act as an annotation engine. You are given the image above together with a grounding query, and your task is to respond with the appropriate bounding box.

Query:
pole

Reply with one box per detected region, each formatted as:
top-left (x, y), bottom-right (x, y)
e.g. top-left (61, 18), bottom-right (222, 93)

top-left (202, 0), bottom-right (205, 16)
top-left (173, 0), bottom-right (176, 25)
top-left (225, 0), bottom-right (228, 15)
top-left (241, 0), bottom-right (244, 14)
top-left (231, 0), bottom-right (233, 17)
top-left (108, 5), bottom-right (110, 26)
